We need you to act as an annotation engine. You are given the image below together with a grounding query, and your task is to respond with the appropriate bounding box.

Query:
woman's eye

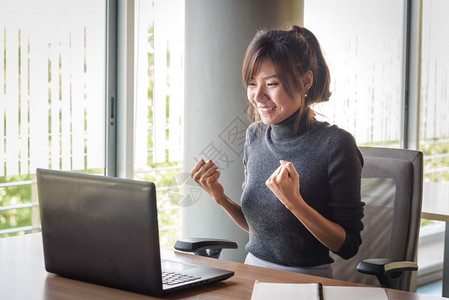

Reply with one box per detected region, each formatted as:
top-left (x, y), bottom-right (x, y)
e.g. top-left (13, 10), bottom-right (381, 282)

top-left (267, 82), bottom-right (279, 86)
top-left (248, 82), bottom-right (256, 86)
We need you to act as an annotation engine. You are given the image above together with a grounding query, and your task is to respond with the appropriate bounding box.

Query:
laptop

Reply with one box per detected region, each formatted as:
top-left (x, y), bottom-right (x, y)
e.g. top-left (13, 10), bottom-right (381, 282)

top-left (36, 168), bottom-right (234, 297)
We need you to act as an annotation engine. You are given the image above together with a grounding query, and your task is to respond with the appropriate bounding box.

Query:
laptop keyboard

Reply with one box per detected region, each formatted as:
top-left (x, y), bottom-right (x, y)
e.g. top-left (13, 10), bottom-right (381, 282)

top-left (162, 271), bottom-right (201, 286)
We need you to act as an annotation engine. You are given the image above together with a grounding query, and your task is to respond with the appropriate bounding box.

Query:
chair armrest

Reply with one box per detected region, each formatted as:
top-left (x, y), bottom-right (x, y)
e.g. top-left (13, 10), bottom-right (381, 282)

top-left (174, 238), bottom-right (238, 258)
top-left (356, 258), bottom-right (418, 289)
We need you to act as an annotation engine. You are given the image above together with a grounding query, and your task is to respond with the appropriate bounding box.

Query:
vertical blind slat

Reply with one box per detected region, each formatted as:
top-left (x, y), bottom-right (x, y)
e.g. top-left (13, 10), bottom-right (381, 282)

top-left (49, 40), bottom-right (59, 170)
top-left (85, 24), bottom-right (105, 169)
top-left (168, 43), bottom-right (181, 162)
top-left (153, 3), bottom-right (168, 163)
top-left (168, 27), bottom-right (182, 162)
top-left (0, 26), bottom-right (5, 177)
top-left (61, 36), bottom-right (71, 171)
top-left (20, 31), bottom-right (29, 175)
top-left (167, 0), bottom-right (183, 163)
top-left (6, 27), bottom-right (19, 176)
top-left (29, 28), bottom-right (49, 173)
top-left (135, 1), bottom-right (153, 168)
top-left (71, 28), bottom-right (85, 171)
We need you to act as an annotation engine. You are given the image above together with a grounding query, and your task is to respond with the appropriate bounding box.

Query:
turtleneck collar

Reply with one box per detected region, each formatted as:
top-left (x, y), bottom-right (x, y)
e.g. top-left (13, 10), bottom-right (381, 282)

top-left (269, 110), bottom-right (308, 141)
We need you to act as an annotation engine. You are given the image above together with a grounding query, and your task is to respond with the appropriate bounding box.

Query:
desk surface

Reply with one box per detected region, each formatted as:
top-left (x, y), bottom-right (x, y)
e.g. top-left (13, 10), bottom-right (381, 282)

top-left (0, 233), bottom-right (442, 300)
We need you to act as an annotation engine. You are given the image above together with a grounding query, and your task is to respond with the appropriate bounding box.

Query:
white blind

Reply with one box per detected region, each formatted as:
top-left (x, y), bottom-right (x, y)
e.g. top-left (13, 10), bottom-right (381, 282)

top-left (0, 0), bottom-right (106, 176)
top-left (305, 0), bottom-right (404, 145)
top-left (135, 0), bottom-right (184, 167)
top-left (134, 0), bottom-right (153, 168)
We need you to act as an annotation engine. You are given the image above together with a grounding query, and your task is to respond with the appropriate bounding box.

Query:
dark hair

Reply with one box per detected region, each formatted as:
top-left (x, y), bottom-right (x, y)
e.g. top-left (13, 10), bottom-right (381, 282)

top-left (242, 25), bottom-right (331, 131)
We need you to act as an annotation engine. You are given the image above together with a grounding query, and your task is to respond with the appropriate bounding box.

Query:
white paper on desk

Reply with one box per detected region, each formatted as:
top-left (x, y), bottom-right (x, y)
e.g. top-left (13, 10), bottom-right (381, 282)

top-left (251, 281), bottom-right (388, 300)
top-left (251, 281), bottom-right (319, 299)
top-left (324, 286), bottom-right (388, 300)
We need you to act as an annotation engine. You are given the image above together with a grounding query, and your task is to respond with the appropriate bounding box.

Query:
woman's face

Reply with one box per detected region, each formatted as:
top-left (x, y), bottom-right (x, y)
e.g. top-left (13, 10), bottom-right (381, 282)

top-left (247, 60), bottom-right (302, 125)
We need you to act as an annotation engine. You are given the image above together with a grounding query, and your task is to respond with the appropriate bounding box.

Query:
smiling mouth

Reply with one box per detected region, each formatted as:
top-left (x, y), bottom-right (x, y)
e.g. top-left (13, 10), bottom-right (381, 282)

top-left (258, 106), bottom-right (276, 114)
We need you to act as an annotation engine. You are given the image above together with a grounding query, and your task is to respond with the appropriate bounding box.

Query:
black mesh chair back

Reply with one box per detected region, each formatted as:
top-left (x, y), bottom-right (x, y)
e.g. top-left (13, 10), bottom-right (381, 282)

top-left (330, 146), bottom-right (423, 291)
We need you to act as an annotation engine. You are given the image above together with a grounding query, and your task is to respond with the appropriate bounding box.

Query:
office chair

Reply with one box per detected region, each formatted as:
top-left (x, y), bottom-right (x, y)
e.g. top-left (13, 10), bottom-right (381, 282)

top-left (175, 146), bottom-right (423, 291)
top-left (331, 146), bottom-right (423, 291)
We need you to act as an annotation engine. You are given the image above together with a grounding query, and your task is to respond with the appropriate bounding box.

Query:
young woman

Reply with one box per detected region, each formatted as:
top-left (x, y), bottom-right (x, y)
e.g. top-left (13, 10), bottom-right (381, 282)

top-left (191, 25), bottom-right (364, 278)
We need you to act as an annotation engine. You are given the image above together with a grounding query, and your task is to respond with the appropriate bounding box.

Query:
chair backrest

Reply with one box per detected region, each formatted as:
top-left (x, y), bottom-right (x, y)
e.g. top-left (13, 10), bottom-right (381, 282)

top-left (331, 146), bottom-right (423, 291)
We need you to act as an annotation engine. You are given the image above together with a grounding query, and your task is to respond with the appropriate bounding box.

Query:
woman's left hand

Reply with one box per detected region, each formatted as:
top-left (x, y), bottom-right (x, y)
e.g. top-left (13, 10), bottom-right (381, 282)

top-left (265, 160), bottom-right (305, 210)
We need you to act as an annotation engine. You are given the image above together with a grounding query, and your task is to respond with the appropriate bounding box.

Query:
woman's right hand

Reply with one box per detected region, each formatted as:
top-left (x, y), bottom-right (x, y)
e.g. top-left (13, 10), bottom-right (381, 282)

top-left (190, 159), bottom-right (224, 202)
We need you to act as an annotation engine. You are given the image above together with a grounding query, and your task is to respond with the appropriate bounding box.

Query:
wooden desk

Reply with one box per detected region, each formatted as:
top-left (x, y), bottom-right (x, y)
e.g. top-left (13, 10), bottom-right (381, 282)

top-left (0, 233), bottom-right (442, 300)
top-left (421, 182), bottom-right (449, 298)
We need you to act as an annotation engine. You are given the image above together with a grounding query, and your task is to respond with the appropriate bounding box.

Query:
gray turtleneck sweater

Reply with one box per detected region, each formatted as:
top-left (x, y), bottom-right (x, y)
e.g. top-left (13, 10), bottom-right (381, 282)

top-left (241, 114), bottom-right (364, 267)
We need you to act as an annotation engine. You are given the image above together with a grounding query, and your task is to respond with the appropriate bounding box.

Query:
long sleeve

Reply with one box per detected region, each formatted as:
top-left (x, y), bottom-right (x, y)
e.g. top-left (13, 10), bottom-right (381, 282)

top-left (327, 129), bottom-right (364, 259)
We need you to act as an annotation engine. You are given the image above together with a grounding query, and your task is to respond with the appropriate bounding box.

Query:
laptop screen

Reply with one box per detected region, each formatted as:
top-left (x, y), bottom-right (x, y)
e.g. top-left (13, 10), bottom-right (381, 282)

top-left (37, 168), bottom-right (164, 296)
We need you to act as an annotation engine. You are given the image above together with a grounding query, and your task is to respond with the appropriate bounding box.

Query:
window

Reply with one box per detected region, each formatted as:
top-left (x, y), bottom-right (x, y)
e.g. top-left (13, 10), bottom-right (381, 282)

top-left (418, 0), bottom-right (449, 283)
top-left (133, 0), bottom-right (185, 248)
top-left (419, 0), bottom-right (449, 183)
top-left (0, 0), bottom-right (185, 249)
top-left (304, 0), bottom-right (405, 147)
top-left (0, 0), bottom-right (106, 237)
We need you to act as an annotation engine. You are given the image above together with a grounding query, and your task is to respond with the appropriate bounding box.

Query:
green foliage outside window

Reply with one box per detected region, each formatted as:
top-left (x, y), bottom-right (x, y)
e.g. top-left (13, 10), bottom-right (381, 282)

top-left (0, 175), bottom-right (33, 237)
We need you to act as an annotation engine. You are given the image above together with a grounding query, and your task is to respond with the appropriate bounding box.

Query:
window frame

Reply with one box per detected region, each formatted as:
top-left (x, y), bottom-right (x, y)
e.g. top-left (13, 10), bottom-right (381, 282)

top-left (106, 0), bottom-right (118, 177)
top-left (402, 0), bottom-right (422, 150)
